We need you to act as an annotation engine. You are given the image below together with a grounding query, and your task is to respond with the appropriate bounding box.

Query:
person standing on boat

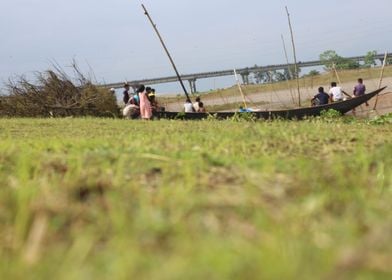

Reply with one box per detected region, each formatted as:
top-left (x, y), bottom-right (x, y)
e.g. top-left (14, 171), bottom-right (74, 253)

top-left (329, 82), bottom-right (349, 102)
top-left (138, 85), bottom-right (152, 120)
top-left (311, 87), bottom-right (330, 106)
top-left (353, 78), bottom-right (369, 106)
top-left (123, 83), bottom-right (131, 105)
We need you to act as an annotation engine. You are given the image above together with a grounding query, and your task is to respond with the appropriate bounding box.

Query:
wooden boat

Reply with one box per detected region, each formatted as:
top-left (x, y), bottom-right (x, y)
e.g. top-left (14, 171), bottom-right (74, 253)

top-left (141, 7), bottom-right (387, 121)
top-left (154, 87), bottom-right (386, 120)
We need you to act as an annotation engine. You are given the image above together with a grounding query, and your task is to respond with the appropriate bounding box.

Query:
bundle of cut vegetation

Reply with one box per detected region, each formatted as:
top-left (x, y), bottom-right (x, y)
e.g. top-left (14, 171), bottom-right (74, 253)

top-left (0, 64), bottom-right (119, 117)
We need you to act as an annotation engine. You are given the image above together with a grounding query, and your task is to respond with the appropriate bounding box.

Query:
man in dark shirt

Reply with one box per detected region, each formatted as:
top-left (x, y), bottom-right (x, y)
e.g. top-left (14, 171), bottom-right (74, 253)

top-left (353, 78), bottom-right (368, 106)
top-left (311, 87), bottom-right (330, 106)
top-left (123, 83), bottom-right (130, 105)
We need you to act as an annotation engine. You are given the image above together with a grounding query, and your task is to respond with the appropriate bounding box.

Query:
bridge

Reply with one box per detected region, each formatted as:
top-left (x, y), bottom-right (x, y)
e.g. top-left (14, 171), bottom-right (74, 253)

top-left (102, 53), bottom-right (390, 93)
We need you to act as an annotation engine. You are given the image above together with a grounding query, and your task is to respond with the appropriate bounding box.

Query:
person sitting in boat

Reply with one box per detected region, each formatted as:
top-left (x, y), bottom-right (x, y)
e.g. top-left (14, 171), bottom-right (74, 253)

top-left (193, 96), bottom-right (201, 112)
top-left (329, 82), bottom-right (350, 102)
top-left (197, 101), bottom-right (206, 113)
top-left (311, 87), bottom-right (330, 106)
top-left (184, 99), bottom-right (195, 112)
top-left (353, 78), bottom-right (369, 106)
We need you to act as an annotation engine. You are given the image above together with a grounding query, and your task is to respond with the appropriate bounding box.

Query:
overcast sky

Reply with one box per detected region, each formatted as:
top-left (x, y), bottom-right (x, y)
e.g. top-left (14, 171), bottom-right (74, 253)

top-left (1, 0), bottom-right (392, 93)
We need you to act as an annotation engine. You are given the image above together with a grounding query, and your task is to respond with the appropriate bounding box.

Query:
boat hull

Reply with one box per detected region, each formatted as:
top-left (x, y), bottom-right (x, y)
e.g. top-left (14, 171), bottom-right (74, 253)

top-left (154, 87), bottom-right (386, 120)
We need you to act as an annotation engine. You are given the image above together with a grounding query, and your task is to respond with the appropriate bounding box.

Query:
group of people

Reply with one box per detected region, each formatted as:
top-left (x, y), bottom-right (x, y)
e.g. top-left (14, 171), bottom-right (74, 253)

top-left (122, 83), bottom-right (160, 119)
top-left (311, 78), bottom-right (368, 106)
top-left (184, 96), bottom-right (206, 113)
top-left (120, 82), bottom-right (208, 119)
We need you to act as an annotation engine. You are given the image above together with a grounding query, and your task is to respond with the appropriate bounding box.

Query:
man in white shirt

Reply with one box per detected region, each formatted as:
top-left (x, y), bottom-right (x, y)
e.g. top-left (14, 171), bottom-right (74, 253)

top-left (329, 82), bottom-right (348, 102)
top-left (183, 99), bottom-right (195, 112)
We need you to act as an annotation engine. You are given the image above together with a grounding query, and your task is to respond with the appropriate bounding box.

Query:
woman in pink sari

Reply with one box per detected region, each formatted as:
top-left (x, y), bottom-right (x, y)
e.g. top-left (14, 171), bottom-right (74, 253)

top-left (137, 85), bottom-right (152, 119)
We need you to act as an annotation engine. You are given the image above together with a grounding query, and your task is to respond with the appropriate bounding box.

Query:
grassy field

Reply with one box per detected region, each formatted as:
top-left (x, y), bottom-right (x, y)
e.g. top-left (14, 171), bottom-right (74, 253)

top-left (0, 118), bottom-right (391, 279)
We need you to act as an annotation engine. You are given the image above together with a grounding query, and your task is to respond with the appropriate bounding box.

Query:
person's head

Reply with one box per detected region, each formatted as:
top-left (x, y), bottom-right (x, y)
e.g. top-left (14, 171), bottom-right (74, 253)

top-left (358, 78), bottom-right (363, 84)
top-left (137, 84), bottom-right (145, 93)
top-left (318, 86), bottom-right (324, 93)
top-left (185, 99), bottom-right (191, 103)
top-left (195, 96), bottom-right (201, 102)
top-left (124, 83), bottom-right (130, 89)
top-left (110, 88), bottom-right (116, 94)
top-left (331, 82), bottom-right (337, 87)
top-left (151, 89), bottom-right (155, 93)
top-left (199, 101), bottom-right (204, 108)
top-left (148, 90), bottom-right (155, 99)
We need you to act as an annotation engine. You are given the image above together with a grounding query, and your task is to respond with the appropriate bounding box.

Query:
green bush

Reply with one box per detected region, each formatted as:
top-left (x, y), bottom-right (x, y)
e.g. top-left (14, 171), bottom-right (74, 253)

top-left (368, 112), bottom-right (392, 125)
top-left (320, 109), bottom-right (342, 120)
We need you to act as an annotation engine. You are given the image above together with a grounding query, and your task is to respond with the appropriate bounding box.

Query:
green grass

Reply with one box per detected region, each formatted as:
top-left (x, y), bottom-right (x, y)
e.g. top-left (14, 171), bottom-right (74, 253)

top-left (0, 118), bottom-right (391, 279)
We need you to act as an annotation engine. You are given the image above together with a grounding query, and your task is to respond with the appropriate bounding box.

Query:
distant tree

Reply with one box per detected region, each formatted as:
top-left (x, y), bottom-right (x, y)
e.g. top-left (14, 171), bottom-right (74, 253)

top-left (319, 50), bottom-right (341, 70)
top-left (285, 65), bottom-right (300, 80)
top-left (337, 58), bottom-right (360, 70)
top-left (319, 50), bottom-right (359, 70)
top-left (252, 69), bottom-right (270, 84)
top-left (386, 57), bottom-right (392, 65)
top-left (272, 71), bottom-right (287, 82)
top-left (363, 50), bottom-right (377, 68)
top-left (251, 65), bottom-right (262, 84)
top-left (252, 64), bottom-right (300, 83)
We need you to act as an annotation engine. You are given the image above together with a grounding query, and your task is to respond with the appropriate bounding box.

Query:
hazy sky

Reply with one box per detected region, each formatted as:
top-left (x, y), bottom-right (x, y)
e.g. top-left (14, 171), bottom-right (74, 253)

top-left (1, 0), bottom-right (392, 93)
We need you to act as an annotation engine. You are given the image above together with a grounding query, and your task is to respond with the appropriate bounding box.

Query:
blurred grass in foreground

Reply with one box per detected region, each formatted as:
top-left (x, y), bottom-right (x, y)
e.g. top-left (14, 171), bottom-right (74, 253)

top-left (0, 118), bottom-right (391, 280)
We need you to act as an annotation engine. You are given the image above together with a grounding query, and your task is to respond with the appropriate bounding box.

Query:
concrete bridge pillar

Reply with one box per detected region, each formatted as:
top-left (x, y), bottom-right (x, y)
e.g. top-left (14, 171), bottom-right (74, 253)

top-left (188, 79), bottom-right (197, 94)
top-left (241, 73), bottom-right (250, 85)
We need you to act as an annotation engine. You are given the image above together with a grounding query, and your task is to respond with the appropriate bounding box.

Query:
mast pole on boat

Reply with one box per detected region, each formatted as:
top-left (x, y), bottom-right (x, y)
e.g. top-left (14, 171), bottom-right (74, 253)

top-left (332, 63), bottom-right (342, 85)
top-left (373, 51), bottom-right (388, 110)
top-left (281, 34), bottom-right (296, 105)
top-left (285, 6), bottom-right (301, 107)
top-left (141, 4), bottom-right (191, 102)
top-left (332, 63), bottom-right (351, 99)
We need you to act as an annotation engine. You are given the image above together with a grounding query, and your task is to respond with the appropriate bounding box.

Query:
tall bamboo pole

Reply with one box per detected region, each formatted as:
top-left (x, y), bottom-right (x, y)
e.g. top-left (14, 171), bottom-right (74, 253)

top-left (234, 69), bottom-right (248, 109)
top-left (373, 51), bottom-right (388, 110)
top-left (332, 63), bottom-right (342, 84)
top-left (141, 4), bottom-right (191, 102)
top-left (281, 34), bottom-right (296, 105)
top-left (285, 6), bottom-right (301, 107)
top-left (332, 63), bottom-right (351, 99)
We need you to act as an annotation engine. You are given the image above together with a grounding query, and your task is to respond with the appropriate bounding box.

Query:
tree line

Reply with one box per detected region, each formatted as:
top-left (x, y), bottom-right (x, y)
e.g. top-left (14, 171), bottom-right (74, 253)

top-left (250, 50), bottom-right (391, 84)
